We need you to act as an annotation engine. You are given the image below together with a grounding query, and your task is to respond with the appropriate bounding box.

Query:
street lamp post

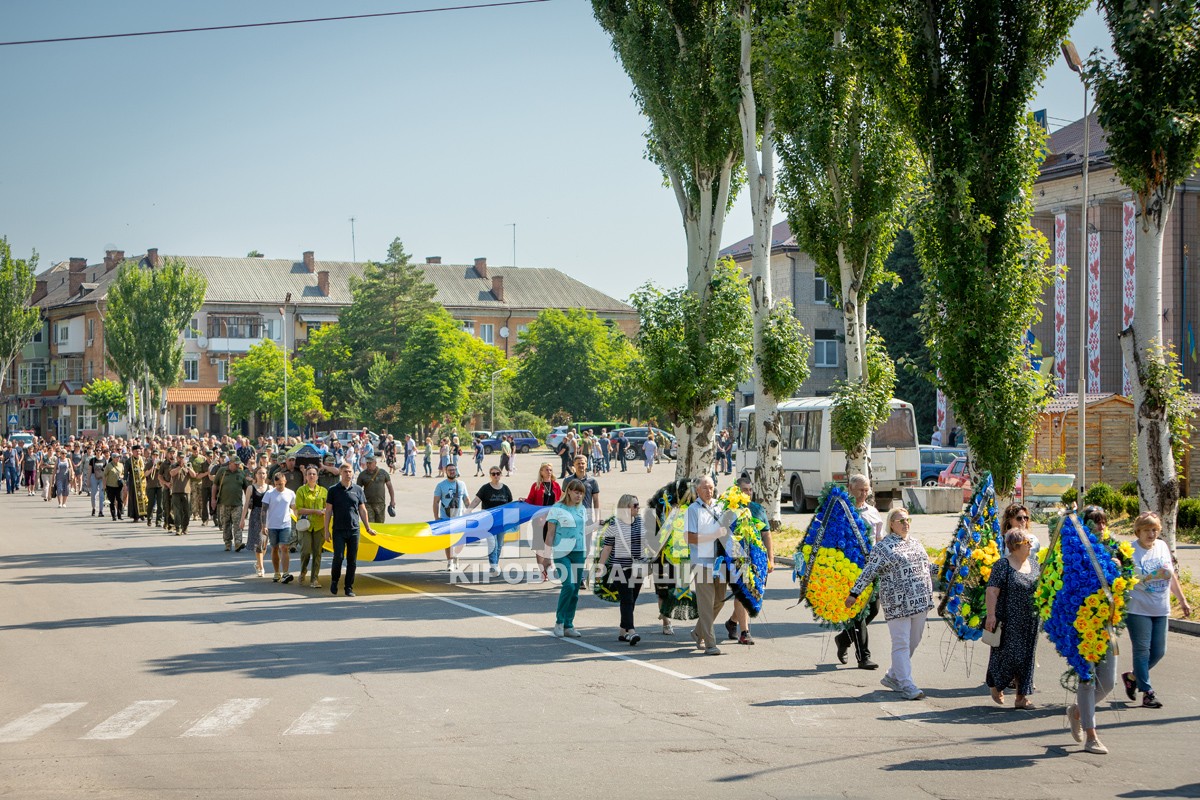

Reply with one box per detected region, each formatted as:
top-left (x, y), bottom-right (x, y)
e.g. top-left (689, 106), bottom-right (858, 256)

top-left (280, 292), bottom-right (292, 440)
top-left (490, 368), bottom-right (508, 432)
top-left (1063, 40), bottom-right (1090, 499)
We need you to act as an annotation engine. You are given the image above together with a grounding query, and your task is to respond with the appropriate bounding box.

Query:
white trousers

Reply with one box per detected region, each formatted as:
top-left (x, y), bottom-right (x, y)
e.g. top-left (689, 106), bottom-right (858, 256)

top-left (886, 613), bottom-right (927, 693)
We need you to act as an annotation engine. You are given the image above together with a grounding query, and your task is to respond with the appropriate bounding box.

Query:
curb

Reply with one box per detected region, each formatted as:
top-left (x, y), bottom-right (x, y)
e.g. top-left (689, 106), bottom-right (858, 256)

top-left (1168, 617), bottom-right (1200, 637)
top-left (774, 555), bottom-right (795, 568)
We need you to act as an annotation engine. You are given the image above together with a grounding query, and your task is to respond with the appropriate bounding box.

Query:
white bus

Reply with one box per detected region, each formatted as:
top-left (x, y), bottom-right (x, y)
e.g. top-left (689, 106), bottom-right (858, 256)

top-left (736, 397), bottom-right (921, 512)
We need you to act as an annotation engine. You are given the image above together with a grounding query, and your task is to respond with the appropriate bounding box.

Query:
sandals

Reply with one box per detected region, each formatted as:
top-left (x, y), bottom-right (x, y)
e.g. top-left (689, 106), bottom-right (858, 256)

top-left (1014, 698), bottom-right (1036, 710)
top-left (990, 687), bottom-right (1005, 705)
top-left (1121, 671), bottom-right (1137, 701)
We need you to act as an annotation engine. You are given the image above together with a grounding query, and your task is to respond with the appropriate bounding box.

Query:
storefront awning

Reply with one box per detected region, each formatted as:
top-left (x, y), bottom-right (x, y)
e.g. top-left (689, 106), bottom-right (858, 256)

top-left (166, 388), bottom-right (222, 405)
top-left (298, 313), bottom-right (339, 324)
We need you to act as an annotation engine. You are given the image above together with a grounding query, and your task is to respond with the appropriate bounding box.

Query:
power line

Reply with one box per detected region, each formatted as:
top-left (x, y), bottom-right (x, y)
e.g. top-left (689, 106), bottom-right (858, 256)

top-left (0, 0), bottom-right (550, 47)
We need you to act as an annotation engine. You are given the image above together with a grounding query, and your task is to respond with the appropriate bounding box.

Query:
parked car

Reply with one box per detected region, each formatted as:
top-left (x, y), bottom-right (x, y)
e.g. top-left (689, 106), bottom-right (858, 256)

top-left (470, 430), bottom-right (492, 441)
top-left (920, 445), bottom-right (967, 486)
top-left (325, 429), bottom-right (379, 448)
top-left (619, 427), bottom-right (678, 460)
top-left (8, 431), bottom-right (35, 448)
top-left (482, 429), bottom-right (539, 455)
top-left (938, 456), bottom-right (1022, 502)
top-left (545, 426), bottom-right (570, 452)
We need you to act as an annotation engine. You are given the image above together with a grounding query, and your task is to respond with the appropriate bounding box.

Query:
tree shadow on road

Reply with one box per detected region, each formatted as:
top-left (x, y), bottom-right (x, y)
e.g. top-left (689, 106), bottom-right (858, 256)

top-left (1116, 784), bottom-right (1200, 799)
top-left (882, 748), bottom-right (1072, 771)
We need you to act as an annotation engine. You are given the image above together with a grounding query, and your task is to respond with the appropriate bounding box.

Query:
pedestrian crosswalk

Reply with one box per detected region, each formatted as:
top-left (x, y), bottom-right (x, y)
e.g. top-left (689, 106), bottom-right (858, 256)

top-left (0, 698), bottom-right (356, 743)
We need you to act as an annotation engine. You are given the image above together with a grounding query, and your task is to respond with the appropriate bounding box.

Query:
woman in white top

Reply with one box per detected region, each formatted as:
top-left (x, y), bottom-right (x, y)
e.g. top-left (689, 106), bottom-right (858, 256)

top-left (1121, 512), bottom-right (1192, 709)
top-left (1001, 504), bottom-right (1040, 556)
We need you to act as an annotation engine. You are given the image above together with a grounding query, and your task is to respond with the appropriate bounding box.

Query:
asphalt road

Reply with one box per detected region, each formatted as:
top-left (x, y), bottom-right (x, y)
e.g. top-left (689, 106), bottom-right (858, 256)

top-left (2, 472), bottom-right (1198, 800)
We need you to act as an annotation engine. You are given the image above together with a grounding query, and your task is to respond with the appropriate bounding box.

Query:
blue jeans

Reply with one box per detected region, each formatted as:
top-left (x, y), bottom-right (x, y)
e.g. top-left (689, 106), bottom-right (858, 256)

top-left (488, 531), bottom-right (507, 567)
top-left (423, 456), bottom-right (432, 477)
top-left (403, 454), bottom-right (415, 475)
top-left (553, 550), bottom-right (585, 627)
top-left (1125, 613), bottom-right (1168, 693)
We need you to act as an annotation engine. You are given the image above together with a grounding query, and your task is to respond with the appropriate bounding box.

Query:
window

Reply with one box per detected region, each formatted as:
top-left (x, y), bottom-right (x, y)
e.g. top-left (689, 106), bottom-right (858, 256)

top-left (814, 329), bottom-right (838, 368)
top-left (183, 317), bottom-right (199, 339)
top-left (18, 362), bottom-right (47, 394)
top-left (56, 322), bottom-right (69, 343)
top-left (31, 326), bottom-right (43, 344)
top-left (78, 408), bottom-right (96, 434)
top-left (183, 404), bottom-right (197, 430)
top-left (871, 406), bottom-right (917, 449)
top-left (814, 276), bottom-right (830, 304)
top-left (517, 324), bottom-right (528, 338)
top-left (57, 358), bottom-right (83, 383)
top-left (264, 318), bottom-right (279, 340)
top-left (86, 318), bottom-right (95, 344)
top-left (183, 355), bottom-right (199, 382)
top-left (461, 320), bottom-right (475, 335)
top-left (208, 315), bottom-right (265, 339)
top-left (86, 361), bottom-right (94, 381)
top-left (217, 359), bottom-right (229, 383)
top-left (479, 324), bottom-right (494, 345)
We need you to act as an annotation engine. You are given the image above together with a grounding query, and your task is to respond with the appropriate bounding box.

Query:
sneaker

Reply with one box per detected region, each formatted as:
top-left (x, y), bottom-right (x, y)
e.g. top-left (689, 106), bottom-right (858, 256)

top-left (1067, 704), bottom-right (1083, 743)
top-left (857, 658), bottom-right (879, 670)
top-left (880, 674), bottom-right (902, 693)
top-left (1121, 671), bottom-right (1137, 701)
top-left (903, 688), bottom-right (925, 701)
top-left (235, 543), bottom-right (246, 552)
top-left (739, 631), bottom-right (755, 645)
top-left (256, 567), bottom-right (264, 577)
top-left (224, 544), bottom-right (232, 552)
top-left (1141, 691), bottom-right (1163, 709)
top-left (309, 580), bottom-right (320, 589)
top-left (552, 624), bottom-right (564, 638)
top-left (299, 572), bottom-right (307, 584)
top-left (273, 573), bottom-right (281, 583)
top-left (690, 629), bottom-right (705, 650)
top-left (725, 619), bottom-right (739, 641)
top-left (345, 589), bottom-right (356, 597)
top-left (564, 627), bottom-right (582, 638)
top-left (627, 632), bottom-right (641, 646)
top-left (281, 573), bottom-right (294, 584)
top-left (1084, 739), bottom-right (1108, 755)
top-left (704, 646), bottom-right (723, 656)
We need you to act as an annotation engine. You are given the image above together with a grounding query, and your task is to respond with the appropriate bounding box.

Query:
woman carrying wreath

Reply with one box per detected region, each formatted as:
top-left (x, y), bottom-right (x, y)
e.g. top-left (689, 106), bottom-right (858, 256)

top-left (846, 508), bottom-right (934, 701)
top-left (984, 528), bottom-right (1040, 708)
top-left (1067, 506), bottom-right (1118, 755)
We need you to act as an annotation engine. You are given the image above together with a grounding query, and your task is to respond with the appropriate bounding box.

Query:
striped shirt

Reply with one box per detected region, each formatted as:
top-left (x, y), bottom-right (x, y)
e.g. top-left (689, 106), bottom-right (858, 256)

top-left (601, 517), bottom-right (644, 570)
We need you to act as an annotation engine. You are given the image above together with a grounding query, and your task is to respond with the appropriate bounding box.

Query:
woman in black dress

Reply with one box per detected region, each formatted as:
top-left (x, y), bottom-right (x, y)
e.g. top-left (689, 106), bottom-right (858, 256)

top-left (984, 528), bottom-right (1041, 708)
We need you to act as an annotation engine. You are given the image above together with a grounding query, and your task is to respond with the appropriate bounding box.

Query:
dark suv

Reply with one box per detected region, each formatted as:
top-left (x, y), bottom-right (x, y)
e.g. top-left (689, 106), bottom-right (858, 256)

top-left (482, 430), bottom-right (539, 455)
top-left (618, 427), bottom-right (678, 460)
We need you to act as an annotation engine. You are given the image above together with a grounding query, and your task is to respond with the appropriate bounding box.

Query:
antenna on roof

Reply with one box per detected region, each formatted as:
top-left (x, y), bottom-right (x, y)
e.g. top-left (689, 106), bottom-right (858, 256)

top-left (506, 222), bottom-right (516, 267)
top-left (349, 217), bottom-right (357, 263)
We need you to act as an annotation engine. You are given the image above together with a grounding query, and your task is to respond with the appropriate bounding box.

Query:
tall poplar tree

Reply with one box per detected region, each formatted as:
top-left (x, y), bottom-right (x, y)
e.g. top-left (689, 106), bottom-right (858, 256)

top-left (1090, 0), bottom-right (1200, 550)
top-left (593, 0), bottom-right (744, 476)
top-left (869, 0), bottom-right (1087, 495)
top-left (0, 238), bottom-right (42, 412)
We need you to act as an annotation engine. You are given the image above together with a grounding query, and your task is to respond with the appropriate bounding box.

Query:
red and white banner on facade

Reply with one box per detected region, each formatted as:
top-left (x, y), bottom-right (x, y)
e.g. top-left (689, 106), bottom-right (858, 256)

top-left (1087, 230), bottom-right (1102, 393)
top-left (1122, 201), bottom-right (1137, 396)
top-left (936, 385), bottom-right (946, 435)
top-left (1054, 213), bottom-right (1068, 395)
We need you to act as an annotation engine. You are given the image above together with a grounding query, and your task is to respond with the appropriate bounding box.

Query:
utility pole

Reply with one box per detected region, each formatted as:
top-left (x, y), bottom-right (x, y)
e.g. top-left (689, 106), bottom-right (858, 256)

top-left (281, 292), bottom-right (292, 440)
top-left (506, 223), bottom-right (516, 267)
top-left (350, 217), bottom-right (357, 263)
top-left (1063, 41), bottom-right (1090, 499)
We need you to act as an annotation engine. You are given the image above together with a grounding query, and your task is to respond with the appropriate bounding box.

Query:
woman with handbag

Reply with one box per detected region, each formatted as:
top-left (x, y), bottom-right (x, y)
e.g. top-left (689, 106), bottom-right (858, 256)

top-left (984, 528), bottom-right (1041, 708)
top-left (597, 494), bottom-right (645, 645)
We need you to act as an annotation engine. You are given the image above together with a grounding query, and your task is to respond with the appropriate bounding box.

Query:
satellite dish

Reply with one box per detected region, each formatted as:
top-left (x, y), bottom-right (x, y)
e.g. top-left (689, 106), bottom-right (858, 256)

top-left (499, 326), bottom-right (509, 339)
top-left (197, 337), bottom-right (209, 349)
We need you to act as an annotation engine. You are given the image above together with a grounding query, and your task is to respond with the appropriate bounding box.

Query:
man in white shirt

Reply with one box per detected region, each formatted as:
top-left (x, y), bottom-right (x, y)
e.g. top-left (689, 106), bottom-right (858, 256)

top-left (687, 474), bottom-right (726, 655)
top-left (834, 474), bottom-right (882, 669)
top-left (262, 471), bottom-right (298, 584)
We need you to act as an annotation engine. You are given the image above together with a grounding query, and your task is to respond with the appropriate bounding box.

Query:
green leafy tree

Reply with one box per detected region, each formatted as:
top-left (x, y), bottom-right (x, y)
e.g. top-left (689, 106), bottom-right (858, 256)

top-left (459, 333), bottom-right (509, 430)
top-left (296, 324), bottom-right (356, 421)
top-left (629, 259), bottom-right (754, 479)
top-left (339, 238), bottom-right (437, 370)
top-left (772, 0), bottom-right (912, 479)
top-left (82, 378), bottom-right (126, 431)
top-left (0, 238), bottom-right (41, 409)
top-left (868, 0), bottom-right (1086, 496)
top-left (1088, 0), bottom-right (1200, 550)
top-left (104, 256), bottom-right (205, 436)
top-left (221, 339), bottom-right (326, 430)
top-left (593, 1), bottom-right (744, 472)
top-left (872, 230), bottom-right (935, 436)
top-left (388, 310), bottom-right (474, 433)
top-left (512, 308), bottom-right (619, 421)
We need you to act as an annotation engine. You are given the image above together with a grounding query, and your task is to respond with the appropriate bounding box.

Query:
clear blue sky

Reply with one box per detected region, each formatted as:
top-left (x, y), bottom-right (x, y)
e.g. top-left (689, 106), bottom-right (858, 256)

top-left (0, 1), bottom-right (1111, 301)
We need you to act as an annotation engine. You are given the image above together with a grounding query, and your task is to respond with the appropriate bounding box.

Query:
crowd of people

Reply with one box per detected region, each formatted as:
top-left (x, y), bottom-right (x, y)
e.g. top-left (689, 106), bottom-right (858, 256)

top-left (3, 428), bottom-right (1192, 756)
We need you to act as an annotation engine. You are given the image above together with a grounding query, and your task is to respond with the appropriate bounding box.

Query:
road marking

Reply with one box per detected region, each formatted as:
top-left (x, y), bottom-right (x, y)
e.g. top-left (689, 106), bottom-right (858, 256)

top-left (284, 697), bottom-right (355, 735)
top-left (181, 698), bottom-right (268, 737)
top-left (82, 700), bottom-right (177, 740)
top-left (367, 573), bottom-right (729, 692)
top-left (0, 703), bottom-right (87, 743)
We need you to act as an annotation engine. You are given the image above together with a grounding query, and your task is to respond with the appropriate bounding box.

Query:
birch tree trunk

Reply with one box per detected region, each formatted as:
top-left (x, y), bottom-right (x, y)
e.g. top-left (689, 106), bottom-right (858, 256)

top-left (836, 243), bottom-right (871, 479)
top-left (738, 0), bottom-right (783, 527)
top-left (1121, 193), bottom-right (1179, 551)
top-left (665, 159), bottom-right (737, 482)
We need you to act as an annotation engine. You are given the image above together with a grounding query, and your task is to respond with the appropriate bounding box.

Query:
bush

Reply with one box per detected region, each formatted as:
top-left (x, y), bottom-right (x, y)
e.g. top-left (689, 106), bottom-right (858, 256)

top-left (509, 411), bottom-right (551, 443)
top-left (1121, 495), bottom-right (1141, 518)
top-left (1119, 481), bottom-right (1138, 497)
top-left (1083, 482), bottom-right (1122, 516)
top-left (1061, 487), bottom-right (1077, 507)
top-left (1177, 498), bottom-right (1200, 530)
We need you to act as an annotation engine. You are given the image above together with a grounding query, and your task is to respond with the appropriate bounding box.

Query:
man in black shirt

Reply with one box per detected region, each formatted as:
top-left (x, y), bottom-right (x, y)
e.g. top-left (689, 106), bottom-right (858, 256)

top-left (468, 468), bottom-right (514, 574)
top-left (324, 463), bottom-right (376, 597)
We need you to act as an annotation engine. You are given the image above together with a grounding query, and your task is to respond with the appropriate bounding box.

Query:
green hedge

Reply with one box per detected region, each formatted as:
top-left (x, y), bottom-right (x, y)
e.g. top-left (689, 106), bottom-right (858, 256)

top-left (1119, 482), bottom-right (1138, 497)
top-left (1178, 498), bottom-right (1200, 530)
